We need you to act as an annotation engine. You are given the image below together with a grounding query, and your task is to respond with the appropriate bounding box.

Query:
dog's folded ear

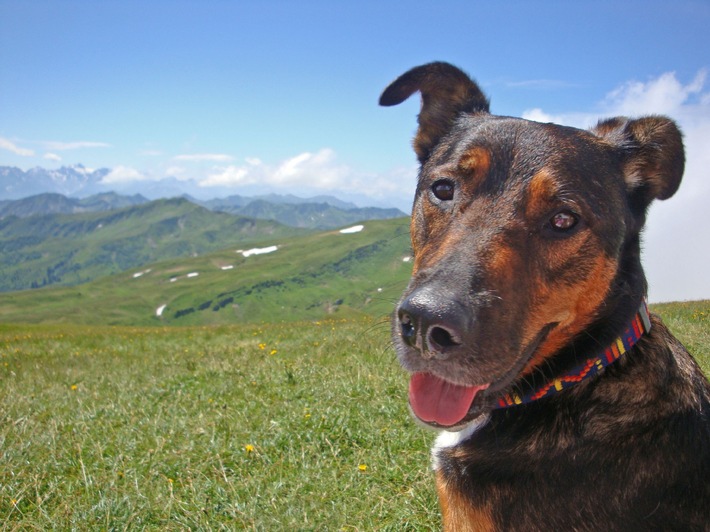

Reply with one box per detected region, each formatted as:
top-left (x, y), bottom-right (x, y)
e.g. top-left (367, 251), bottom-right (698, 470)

top-left (380, 62), bottom-right (489, 163)
top-left (592, 116), bottom-right (685, 205)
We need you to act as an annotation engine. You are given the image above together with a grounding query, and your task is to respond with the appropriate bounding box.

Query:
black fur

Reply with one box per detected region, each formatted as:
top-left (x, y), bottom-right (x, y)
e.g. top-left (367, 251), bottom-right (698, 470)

top-left (381, 62), bottom-right (710, 530)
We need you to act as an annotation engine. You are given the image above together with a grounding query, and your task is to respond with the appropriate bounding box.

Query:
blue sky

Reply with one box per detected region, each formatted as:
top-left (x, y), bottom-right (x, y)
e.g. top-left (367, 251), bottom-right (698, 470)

top-left (1, 0), bottom-right (709, 301)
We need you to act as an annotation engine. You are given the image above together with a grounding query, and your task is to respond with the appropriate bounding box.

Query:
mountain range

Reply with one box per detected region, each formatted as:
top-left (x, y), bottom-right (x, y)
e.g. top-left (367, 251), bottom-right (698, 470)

top-left (0, 197), bottom-right (305, 292)
top-left (198, 196), bottom-right (403, 230)
top-left (0, 167), bottom-right (408, 293)
top-left (0, 165), bottom-right (406, 210)
top-left (0, 164), bottom-right (411, 322)
top-left (0, 165), bottom-right (405, 229)
top-left (0, 190), bottom-right (404, 230)
top-left (0, 191), bottom-right (148, 218)
top-left (0, 217), bottom-right (413, 325)
top-left (0, 165), bottom-right (111, 200)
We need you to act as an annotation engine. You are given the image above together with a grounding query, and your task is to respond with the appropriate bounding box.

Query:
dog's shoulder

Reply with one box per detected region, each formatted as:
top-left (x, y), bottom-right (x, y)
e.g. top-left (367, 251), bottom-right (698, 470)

top-left (596, 314), bottom-right (710, 419)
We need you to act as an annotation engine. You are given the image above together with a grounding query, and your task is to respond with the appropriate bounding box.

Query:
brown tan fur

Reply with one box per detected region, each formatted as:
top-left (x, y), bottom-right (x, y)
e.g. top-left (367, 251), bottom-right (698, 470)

top-left (437, 472), bottom-right (495, 532)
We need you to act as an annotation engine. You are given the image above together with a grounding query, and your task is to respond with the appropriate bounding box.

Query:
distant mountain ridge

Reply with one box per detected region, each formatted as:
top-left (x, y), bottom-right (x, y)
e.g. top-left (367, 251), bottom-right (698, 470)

top-left (195, 193), bottom-right (358, 210)
top-left (0, 165), bottom-right (405, 214)
top-left (198, 196), bottom-right (404, 229)
top-left (0, 197), bottom-right (303, 292)
top-left (0, 166), bottom-right (408, 293)
top-left (0, 165), bottom-right (110, 199)
top-left (1, 187), bottom-right (406, 230)
top-left (0, 192), bottom-right (149, 218)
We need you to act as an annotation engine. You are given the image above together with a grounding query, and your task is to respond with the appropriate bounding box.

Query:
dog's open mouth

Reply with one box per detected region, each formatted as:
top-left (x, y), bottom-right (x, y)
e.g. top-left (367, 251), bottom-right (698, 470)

top-left (409, 372), bottom-right (490, 426)
top-left (406, 324), bottom-right (557, 429)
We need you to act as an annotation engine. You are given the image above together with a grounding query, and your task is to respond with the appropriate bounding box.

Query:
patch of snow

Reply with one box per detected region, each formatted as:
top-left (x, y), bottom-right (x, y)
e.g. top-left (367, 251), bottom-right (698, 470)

top-left (339, 224), bottom-right (364, 234)
top-left (187, 272), bottom-right (199, 278)
top-left (221, 265), bottom-right (234, 270)
top-left (156, 304), bottom-right (167, 317)
top-left (403, 256), bottom-right (412, 262)
top-left (242, 245), bottom-right (278, 257)
top-left (133, 272), bottom-right (144, 279)
top-left (170, 277), bottom-right (178, 283)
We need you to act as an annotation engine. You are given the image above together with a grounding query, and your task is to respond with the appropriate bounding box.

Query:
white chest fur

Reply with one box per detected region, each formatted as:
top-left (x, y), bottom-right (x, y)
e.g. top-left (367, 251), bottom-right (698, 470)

top-left (431, 414), bottom-right (491, 471)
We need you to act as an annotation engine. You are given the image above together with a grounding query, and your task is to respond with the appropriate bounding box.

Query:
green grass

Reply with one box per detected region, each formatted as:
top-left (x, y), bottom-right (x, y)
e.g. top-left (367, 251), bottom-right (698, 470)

top-left (1, 302), bottom-right (707, 529)
top-left (0, 318), bottom-right (439, 529)
top-left (650, 300), bottom-right (710, 368)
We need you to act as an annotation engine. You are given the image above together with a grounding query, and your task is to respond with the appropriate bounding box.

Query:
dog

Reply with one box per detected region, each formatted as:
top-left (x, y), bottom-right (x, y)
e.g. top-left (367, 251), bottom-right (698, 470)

top-left (380, 62), bottom-right (710, 531)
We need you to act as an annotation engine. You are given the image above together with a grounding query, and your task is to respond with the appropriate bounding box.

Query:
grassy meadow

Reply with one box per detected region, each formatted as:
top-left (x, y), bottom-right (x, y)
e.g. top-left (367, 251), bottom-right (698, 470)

top-left (1, 300), bottom-right (708, 529)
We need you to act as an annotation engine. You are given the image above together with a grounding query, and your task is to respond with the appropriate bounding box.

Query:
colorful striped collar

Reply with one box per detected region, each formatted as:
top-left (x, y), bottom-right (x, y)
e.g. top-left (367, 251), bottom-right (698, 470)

top-left (496, 302), bottom-right (652, 409)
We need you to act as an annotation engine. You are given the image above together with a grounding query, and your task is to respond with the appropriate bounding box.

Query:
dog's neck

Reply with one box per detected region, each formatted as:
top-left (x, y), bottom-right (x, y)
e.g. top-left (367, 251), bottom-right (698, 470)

top-left (496, 302), bottom-right (652, 409)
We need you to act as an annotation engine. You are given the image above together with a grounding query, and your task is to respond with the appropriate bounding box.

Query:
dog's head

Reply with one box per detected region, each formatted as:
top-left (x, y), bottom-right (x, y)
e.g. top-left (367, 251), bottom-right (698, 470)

top-left (381, 62), bottom-right (684, 430)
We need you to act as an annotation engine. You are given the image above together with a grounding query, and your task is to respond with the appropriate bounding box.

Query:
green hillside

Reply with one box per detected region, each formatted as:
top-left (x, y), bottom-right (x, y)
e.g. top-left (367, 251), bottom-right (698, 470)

top-left (0, 218), bottom-right (413, 326)
top-left (213, 199), bottom-right (406, 229)
top-left (0, 198), bottom-right (303, 292)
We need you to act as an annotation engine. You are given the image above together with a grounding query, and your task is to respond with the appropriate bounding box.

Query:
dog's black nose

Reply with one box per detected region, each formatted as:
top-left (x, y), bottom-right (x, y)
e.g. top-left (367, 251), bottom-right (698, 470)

top-left (397, 287), bottom-right (467, 359)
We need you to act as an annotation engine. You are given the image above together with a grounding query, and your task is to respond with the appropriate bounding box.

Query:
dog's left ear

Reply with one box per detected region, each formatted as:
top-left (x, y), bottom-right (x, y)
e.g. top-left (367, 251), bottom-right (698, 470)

top-left (592, 116), bottom-right (685, 204)
top-left (380, 62), bottom-right (489, 163)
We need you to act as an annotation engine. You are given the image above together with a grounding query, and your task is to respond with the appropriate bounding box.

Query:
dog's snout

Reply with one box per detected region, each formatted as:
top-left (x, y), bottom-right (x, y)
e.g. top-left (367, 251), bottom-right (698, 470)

top-left (397, 288), bottom-right (467, 359)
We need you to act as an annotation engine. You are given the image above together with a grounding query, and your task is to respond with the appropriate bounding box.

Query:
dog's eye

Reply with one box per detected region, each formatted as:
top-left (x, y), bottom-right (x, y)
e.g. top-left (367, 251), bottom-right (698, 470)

top-left (431, 179), bottom-right (455, 201)
top-left (549, 211), bottom-right (578, 232)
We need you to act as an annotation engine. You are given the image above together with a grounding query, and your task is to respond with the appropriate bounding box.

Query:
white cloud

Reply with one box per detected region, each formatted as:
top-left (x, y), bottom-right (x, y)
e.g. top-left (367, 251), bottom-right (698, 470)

top-left (522, 69), bottom-right (709, 129)
top-left (164, 166), bottom-right (189, 180)
top-left (42, 140), bottom-right (110, 151)
top-left (521, 108), bottom-right (597, 129)
top-left (199, 165), bottom-right (251, 187)
top-left (196, 149), bottom-right (415, 208)
top-left (0, 137), bottom-right (34, 156)
top-left (271, 148), bottom-right (349, 187)
top-left (0, 137), bottom-right (109, 160)
top-left (174, 153), bottom-right (233, 162)
top-left (603, 70), bottom-right (706, 117)
top-left (524, 70), bottom-right (710, 303)
top-left (100, 165), bottom-right (146, 184)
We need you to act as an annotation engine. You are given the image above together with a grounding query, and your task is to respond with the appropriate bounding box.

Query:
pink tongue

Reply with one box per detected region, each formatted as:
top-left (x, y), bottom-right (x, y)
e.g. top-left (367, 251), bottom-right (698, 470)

top-left (409, 372), bottom-right (490, 427)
